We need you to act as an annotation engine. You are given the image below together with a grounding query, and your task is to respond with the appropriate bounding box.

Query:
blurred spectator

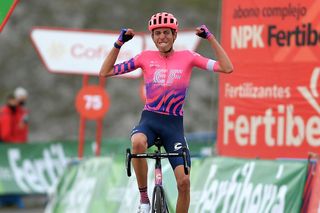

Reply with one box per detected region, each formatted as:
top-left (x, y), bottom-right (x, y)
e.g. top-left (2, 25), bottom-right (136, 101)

top-left (0, 94), bottom-right (18, 142)
top-left (0, 87), bottom-right (29, 143)
top-left (14, 87), bottom-right (29, 142)
top-left (0, 92), bottom-right (27, 209)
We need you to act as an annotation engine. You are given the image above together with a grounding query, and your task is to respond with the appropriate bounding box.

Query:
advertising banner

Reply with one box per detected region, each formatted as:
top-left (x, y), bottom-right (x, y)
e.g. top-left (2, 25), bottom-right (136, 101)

top-left (30, 28), bottom-right (201, 79)
top-left (44, 157), bottom-right (177, 213)
top-left (45, 157), bottom-right (307, 213)
top-left (218, 0), bottom-right (320, 158)
top-left (30, 27), bottom-right (144, 78)
top-left (0, 138), bottom-right (215, 195)
top-left (0, 141), bottom-right (108, 194)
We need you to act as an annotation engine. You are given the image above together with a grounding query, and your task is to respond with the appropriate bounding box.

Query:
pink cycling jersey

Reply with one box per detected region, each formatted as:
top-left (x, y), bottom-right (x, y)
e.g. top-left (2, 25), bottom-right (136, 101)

top-left (113, 50), bottom-right (218, 116)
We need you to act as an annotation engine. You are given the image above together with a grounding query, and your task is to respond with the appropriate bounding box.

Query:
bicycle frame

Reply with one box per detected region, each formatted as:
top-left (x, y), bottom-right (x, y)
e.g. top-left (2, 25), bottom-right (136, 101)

top-left (125, 143), bottom-right (189, 212)
top-left (154, 149), bottom-right (163, 186)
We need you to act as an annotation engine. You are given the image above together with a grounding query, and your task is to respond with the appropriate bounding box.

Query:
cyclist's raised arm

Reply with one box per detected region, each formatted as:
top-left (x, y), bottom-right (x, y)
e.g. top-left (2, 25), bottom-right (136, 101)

top-left (99, 28), bottom-right (135, 77)
top-left (196, 25), bottom-right (233, 74)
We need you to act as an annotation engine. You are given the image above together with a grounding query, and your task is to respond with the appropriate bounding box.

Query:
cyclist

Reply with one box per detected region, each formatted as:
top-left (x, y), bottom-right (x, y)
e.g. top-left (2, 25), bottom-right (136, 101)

top-left (100, 12), bottom-right (233, 213)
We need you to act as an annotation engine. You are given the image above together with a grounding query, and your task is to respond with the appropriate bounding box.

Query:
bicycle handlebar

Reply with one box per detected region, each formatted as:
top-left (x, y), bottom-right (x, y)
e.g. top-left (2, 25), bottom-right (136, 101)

top-left (131, 152), bottom-right (181, 159)
top-left (126, 147), bottom-right (189, 176)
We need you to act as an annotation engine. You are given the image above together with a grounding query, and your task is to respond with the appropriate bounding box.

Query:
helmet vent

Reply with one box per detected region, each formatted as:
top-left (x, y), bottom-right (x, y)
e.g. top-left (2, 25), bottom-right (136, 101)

top-left (148, 12), bottom-right (178, 31)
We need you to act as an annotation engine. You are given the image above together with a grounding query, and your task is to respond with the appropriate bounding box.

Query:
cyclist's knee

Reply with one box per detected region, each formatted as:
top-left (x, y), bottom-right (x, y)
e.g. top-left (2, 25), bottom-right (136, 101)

top-left (177, 176), bottom-right (190, 193)
top-left (131, 133), bottom-right (148, 153)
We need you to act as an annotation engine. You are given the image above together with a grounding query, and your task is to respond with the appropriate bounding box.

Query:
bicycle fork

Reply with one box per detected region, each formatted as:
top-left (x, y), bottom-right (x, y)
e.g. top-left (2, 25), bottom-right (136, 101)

top-left (153, 150), bottom-right (169, 213)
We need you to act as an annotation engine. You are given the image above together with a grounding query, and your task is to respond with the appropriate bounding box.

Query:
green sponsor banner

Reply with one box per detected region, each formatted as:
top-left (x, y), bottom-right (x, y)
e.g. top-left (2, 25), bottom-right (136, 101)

top-left (190, 157), bottom-right (307, 213)
top-left (0, 140), bottom-right (123, 195)
top-left (0, 138), bottom-right (212, 195)
top-left (45, 157), bottom-right (176, 213)
top-left (0, 142), bottom-right (71, 194)
top-left (45, 156), bottom-right (307, 213)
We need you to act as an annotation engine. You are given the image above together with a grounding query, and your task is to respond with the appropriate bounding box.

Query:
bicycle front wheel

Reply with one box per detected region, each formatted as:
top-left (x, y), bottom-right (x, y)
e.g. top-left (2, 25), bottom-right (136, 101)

top-left (152, 185), bottom-right (169, 213)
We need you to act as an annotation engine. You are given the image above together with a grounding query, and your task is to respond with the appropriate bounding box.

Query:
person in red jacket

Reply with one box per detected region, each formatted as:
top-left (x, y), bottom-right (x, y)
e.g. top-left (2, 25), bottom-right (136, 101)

top-left (13, 87), bottom-right (29, 142)
top-left (0, 93), bottom-right (26, 207)
top-left (0, 89), bottom-right (29, 143)
top-left (0, 94), bottom-right (18, 142)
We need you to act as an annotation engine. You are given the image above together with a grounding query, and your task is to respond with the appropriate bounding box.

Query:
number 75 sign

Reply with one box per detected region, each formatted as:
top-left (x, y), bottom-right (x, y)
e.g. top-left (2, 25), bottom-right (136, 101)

top-left (75, 85), bottom-right (110, 119)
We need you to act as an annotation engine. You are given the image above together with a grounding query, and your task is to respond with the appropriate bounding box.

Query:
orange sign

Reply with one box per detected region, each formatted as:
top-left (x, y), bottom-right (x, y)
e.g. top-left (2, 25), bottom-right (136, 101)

top-left (217, 0), bottom-right (320, 158)
top-left (75, 85), bottom-right (110, 120)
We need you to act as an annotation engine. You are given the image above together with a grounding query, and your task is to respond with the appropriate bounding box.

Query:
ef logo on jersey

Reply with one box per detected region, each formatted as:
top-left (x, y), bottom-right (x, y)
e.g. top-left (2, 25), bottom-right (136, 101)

top-left (154, 69), bottom-right (183, 85)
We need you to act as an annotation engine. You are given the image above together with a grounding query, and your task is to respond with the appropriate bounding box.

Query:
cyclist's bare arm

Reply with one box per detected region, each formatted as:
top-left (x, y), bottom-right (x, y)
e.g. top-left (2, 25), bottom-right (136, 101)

top-left (99, 29), bottom-right (135, 78)
top-left (196, 25), bottom-right (233, 74)
top-left (99, 41), bottom-right (122, 77)
top-left (207, 36), bottom-right (233, 73)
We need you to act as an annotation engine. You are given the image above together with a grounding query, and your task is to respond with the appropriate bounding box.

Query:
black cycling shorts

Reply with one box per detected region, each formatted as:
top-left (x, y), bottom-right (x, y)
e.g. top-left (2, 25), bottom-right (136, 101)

top-left (131, 110), bottom-right (191, 170)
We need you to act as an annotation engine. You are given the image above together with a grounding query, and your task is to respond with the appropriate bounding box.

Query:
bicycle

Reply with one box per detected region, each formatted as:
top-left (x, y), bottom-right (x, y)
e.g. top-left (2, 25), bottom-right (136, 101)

top-left (125, 137), bottom-right (189, 213)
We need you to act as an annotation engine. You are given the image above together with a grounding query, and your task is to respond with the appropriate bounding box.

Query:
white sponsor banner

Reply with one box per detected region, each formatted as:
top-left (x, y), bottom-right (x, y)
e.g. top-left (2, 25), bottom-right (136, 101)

top-left (30, 28), bottom-right (144, 78)
top-left (31, 28), bottom-right (200, 78)
top-left (144, 30), bottom-right (201, 51)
